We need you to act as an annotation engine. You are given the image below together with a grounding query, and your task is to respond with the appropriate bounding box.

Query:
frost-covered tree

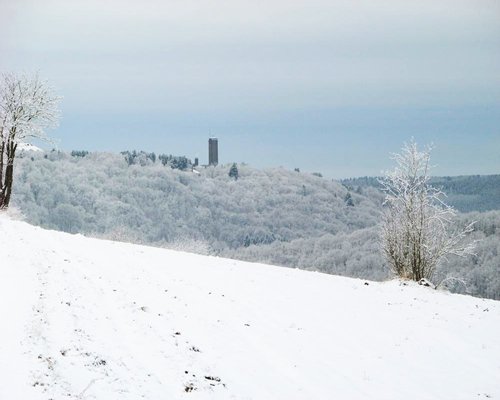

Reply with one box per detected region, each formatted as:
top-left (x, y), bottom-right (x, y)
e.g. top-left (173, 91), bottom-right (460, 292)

top-left (380, 140), bottom-right (475, 282)
top-left (344, 192), bottom-right (354, 207)
top-left (228, 163), bottom-right (239, 180)
top-left (0, 72), bottom-right (60, 208)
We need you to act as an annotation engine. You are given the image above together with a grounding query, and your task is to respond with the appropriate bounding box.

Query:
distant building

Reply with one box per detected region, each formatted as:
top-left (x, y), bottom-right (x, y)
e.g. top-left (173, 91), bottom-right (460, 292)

top-left (194, 157), bottom-right (199, 167)
top-left (208, 137), bottom-right (218, 166)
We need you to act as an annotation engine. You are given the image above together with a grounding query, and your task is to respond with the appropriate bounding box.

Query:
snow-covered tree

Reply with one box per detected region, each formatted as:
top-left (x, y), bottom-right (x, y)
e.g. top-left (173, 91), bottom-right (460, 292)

top-left (0, 72), bottom-right (60, 208)
top-left (380, 140), bottom-right (475, 282)
top-left (344, 192), bottom-right (354, 207)
top-left (228, 163), bottom-right (239, 180)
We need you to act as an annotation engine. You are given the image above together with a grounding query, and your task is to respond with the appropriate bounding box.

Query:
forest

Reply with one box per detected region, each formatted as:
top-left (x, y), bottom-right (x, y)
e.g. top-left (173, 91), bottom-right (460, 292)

top-left (342, 175), bottom-right (500, 212)
top-left (12, 149), bottom-right (500, 300)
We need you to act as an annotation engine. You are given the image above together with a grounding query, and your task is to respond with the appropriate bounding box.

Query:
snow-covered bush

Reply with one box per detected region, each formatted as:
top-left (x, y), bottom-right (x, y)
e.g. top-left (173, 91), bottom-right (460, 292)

top-left (380, 140), bottom-right (475, 282)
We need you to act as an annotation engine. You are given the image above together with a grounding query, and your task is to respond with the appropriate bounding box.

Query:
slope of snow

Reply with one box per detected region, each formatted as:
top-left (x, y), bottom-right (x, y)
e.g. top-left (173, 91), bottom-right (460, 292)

top-left (1, 214), bottom-right (499, 400)
top-left (17, 142), bottom-right (43, 152)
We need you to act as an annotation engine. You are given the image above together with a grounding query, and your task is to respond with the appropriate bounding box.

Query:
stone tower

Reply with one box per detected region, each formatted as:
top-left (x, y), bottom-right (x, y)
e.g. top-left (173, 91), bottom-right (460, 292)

top-left (208, 137), bottom-right (218, 166)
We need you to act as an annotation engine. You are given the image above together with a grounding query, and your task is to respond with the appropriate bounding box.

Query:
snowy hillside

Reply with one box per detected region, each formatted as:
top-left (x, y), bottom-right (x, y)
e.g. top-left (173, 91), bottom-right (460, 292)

top-left (1, 215), bottom-right (499, 400)
top-left (17, 143), bottom-right (44, 153)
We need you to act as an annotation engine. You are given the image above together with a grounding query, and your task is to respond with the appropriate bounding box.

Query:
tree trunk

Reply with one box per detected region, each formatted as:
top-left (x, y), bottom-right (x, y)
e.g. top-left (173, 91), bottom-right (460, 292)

top-left (0, 140), bottom-right (5, 209)
top-left (0, 139), bottom-right (4, 187)
top-left (0, 140), bottom-right (17, 209)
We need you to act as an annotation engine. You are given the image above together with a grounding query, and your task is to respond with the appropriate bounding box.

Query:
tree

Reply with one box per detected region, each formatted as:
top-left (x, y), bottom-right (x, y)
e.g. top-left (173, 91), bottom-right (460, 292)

top-left (344, 192), bottom-right (354, 207)
top-left (0, 72), bottom-right (60, 208)
top-left (380, 140), bottom-right (475, 282)
top-left (228, 163), bottom-right (239, 180)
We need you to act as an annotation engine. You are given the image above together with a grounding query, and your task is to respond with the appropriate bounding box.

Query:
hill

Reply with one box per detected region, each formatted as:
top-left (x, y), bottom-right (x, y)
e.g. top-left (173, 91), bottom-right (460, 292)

top-left (342, 174), bottom-right (500, 213)
top-left (1, 214), bottom-right (499, 399)
top-left (14, 151), bottom-right (380, 242)
top-left (11, 150), bottom-right (500, 300)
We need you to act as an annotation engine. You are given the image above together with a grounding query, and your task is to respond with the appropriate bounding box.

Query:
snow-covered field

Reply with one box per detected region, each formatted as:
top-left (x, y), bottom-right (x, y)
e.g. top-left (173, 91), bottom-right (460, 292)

top-left (1, 214), bottom-right (499, 400)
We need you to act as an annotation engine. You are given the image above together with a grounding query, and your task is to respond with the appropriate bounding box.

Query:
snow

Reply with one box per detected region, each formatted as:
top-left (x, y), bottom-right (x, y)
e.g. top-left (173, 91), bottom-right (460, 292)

top-left (1, 214), bottom-right (499, 399)
top-left (17, 142), bottom-right (43, 152)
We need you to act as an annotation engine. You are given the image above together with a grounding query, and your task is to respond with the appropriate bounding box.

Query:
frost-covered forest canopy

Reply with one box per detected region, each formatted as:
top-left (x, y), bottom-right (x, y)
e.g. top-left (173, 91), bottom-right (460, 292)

top-left (342, 175), bottom-right (500, 213)
top-left (12, 149), bottom-right (500, 300)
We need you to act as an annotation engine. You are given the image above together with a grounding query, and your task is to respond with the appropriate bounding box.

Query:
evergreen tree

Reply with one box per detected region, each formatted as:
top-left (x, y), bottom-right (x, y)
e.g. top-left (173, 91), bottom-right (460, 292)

top-left (229, 163), bottom-right (239, 180)
top-left (344, 192), bottom-right (354, 207)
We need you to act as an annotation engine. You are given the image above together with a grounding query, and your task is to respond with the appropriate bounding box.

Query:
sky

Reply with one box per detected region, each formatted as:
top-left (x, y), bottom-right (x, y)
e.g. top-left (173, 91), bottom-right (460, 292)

top-left (1, 0), bottom-right (499, 178)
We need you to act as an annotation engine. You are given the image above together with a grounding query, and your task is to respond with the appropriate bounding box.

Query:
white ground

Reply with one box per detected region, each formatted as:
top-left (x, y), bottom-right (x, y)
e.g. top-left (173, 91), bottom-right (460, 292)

top-left (1, 214), bottom-right (499, 400)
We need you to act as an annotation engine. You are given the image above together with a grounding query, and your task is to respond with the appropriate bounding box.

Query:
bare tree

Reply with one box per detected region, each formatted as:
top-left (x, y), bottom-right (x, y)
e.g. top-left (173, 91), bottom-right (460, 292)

top-left (0, 72), bottom-right (60, 208)
top-left (380, 140), bottom-right (475, 282)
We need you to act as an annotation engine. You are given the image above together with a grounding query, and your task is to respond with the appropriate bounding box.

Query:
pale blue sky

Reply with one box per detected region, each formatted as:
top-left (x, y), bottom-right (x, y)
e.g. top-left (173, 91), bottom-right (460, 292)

top-left (1, 0), bottom-right (499, 177)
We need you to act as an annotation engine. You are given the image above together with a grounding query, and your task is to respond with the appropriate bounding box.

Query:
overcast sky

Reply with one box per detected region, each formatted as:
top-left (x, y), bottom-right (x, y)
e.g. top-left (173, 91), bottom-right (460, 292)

top-left (1, 0), bottom-right (499, 177)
